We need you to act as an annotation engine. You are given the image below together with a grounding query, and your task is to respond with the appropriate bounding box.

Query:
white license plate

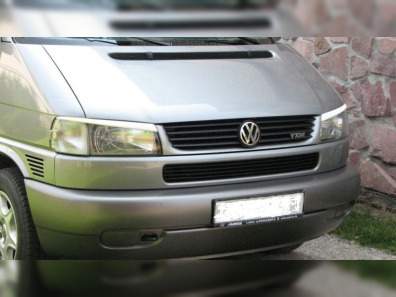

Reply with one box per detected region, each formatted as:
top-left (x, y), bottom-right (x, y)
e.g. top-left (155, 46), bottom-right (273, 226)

top-left (214, 193), bottom-right (304, 227)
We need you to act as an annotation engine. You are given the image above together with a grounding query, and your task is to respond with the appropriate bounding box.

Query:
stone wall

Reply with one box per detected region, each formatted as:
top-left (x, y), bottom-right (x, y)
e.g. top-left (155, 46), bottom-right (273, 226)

top-left (281, 37), bottom-right (396, 201)
top-left (281, 0), bottom-right (396, 36)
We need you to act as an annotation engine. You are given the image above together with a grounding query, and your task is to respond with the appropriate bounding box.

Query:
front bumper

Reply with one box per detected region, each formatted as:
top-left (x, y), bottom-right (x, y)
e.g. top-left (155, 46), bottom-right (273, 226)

top-left (26, 166), bottom-right (359, 259)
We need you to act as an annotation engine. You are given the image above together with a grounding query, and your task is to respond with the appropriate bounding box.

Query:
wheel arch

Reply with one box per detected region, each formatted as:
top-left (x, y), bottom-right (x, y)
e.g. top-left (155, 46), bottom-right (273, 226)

top-left (0, 144), bottom-right (29, 177)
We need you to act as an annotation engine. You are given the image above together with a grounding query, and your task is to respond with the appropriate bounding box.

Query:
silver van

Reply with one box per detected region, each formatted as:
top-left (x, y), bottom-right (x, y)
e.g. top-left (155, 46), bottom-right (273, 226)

top-left (0, 37), bottom-right (360, 259)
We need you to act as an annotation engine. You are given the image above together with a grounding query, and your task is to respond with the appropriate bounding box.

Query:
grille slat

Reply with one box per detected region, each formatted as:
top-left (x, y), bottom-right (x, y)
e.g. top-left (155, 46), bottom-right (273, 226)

top-left (173, 142), bottom-right (242, 148)
top-left (259, 136), bottom-right (312, 144)
top-left (260, 129), bottom-right (314, 137)
top-left (166, 122), bottom-right (241, 129)
top-left (163, 115), bottom-right (316, 150)
top-left (169, 135), bottom-right (237, 142)
top-left (166, 128), bottom-right (239, 135)
top-left (163, 153), bottom-right (319, 183)
top-left (257, 123), bottom-right (314, 130)
top-left (255, 119), bottom-right (314, 125)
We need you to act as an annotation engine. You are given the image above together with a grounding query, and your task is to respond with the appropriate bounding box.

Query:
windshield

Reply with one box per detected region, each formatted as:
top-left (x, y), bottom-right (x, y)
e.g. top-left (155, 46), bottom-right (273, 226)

top-left (12, 0), bottom-right (275, 10)
top-left (13, 37), bottom-right (276, 46)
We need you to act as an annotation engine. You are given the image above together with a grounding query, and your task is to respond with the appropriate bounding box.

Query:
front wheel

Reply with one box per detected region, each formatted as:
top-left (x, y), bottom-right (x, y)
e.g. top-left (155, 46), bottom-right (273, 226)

top-left (0, 167), bottom-right (43, 259)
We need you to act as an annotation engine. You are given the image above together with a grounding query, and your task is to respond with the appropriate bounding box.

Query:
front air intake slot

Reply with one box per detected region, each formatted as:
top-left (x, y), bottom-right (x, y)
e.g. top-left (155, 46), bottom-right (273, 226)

top-left (109, 51), bottom-right (273, 61)
top-left (163, 153), bottom-right (319, 183)
top-left (25, 155), bottom-right (44, 178)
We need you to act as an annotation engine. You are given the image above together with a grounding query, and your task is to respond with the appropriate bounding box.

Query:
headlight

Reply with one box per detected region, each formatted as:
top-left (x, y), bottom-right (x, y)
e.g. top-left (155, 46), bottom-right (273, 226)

top-left (320, 105), bottom-right (348, 142)
top-left (50, 118), bottom-right (161, 156)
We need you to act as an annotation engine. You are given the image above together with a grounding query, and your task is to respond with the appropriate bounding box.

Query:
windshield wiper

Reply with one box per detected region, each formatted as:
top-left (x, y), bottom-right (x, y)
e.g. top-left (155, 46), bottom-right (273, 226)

top-left (129, 38), bottom-right (171, 46)
top-left (202, 39), bottom-right (243, 45)
top-left (72, 38), bottom-right (119, 45)
top-left (84, 38), bottom-right (119, 45)
top-left (70, 37), bottom-right (170, 46)
top-left (201, 38), bottom-right (264, 45)
top-left (237, 37), bottom-right (261, 45)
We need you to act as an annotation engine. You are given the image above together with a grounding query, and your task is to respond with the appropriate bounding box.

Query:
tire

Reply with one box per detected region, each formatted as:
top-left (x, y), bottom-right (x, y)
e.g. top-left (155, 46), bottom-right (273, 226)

top-left (0, 167), bottom-right (43, 259)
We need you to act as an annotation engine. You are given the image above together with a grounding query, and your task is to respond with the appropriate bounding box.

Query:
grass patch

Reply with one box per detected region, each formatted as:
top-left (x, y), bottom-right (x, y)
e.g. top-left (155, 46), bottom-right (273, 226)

top-left (331, 204), bottom-right (396, 255)
top-left (336, 261), bottom-right (396, 290)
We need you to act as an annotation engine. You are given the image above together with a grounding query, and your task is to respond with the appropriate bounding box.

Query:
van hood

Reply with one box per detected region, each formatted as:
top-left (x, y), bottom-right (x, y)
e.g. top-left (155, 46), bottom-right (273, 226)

top-left (43, 44), bottom-right (343, 123)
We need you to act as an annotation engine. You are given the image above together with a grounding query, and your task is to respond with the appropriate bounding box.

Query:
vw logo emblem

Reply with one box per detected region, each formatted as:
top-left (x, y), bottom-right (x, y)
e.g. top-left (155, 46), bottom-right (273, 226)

top-left (239, 121), bottom-right (260, 147)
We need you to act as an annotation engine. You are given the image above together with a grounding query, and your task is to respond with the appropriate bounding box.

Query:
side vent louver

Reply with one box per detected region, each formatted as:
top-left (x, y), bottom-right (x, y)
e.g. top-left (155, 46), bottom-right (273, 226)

top-left (25, 155), bottom-right (44, 178)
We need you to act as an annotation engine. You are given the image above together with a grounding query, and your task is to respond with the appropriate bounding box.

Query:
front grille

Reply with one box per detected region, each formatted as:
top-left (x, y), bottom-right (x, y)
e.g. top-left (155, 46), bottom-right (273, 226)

top-left (163, 153), bottom-right (319, 183)
top-left (162, 115), bottom-right (316, 150)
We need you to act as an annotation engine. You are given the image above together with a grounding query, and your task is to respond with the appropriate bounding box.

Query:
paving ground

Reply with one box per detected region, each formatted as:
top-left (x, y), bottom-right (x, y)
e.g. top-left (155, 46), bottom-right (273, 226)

top-left (258, 234), bottom-right (396, 260)
top-left (264, 263), bottom-right (396, 297)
